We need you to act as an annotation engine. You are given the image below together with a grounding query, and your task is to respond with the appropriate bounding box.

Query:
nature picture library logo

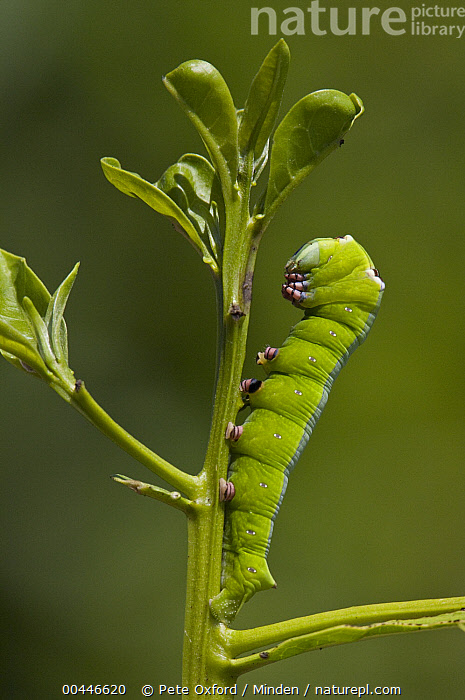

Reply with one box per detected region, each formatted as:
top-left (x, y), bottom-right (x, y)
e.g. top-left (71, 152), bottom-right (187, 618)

top-left (251, 3), bottom-right (465, 38)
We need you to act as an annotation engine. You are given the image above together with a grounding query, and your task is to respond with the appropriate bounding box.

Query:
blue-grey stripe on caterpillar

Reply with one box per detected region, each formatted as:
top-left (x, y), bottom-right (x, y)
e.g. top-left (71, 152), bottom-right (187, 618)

top-left (210, 235), bottom-right (384, 625)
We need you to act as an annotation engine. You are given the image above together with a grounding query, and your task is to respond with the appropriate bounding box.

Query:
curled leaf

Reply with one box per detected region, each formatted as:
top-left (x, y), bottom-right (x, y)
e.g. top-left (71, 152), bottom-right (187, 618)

top-left (101, 157), bottom-right (219, 273)
top-left (156, 154), bottom-right (223, 263)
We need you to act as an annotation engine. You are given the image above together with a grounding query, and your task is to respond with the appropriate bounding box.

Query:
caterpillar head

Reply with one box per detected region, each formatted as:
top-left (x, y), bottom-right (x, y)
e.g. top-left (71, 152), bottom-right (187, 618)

top-left (282, 235), bottom-right (384, 310)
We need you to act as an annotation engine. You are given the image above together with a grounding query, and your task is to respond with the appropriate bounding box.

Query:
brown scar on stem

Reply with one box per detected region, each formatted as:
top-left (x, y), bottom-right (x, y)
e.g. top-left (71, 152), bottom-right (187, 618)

top-left (126, 479), bottom-right (145, 494)
top-left (229, 302), bottom-right (245, 320)
top-left (242, 270), bottom-right (254, 306)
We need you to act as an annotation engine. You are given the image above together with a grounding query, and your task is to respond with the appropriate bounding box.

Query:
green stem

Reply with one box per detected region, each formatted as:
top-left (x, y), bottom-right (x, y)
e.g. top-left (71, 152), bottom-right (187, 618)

top-left (181, 157), bottom-right (257, 688)
top-left (181, 317), bottom-right (252, 688)
top-left (71, 383), bottom-right (197, 498)
top-left (111, 474), bottom-right (194, 514)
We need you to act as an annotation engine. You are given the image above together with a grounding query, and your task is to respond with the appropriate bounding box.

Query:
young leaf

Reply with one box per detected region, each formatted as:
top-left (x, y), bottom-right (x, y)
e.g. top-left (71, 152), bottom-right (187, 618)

top-left (264, 90), bottom-right (364, 218)
top-left (101, 157), bottom-right (219, 272)
top-left (0, 249), bottom-right (77, 392)
top-left (163, 60), bottom-right (238, 200)
top-left (156, 154), bottom-right (223, 262)
top-left (46, 263), bottom-right (80, 365)
top-left (239, 39), bottom-right (290, 160)
top-left (0, 317), bottom-right (51, 379)
top-left (23, 296), bottom-right (57, 368)
top-left (0, 249), bottom-right (52, 377)
top-left (0, 249), bottom-right (50, 324)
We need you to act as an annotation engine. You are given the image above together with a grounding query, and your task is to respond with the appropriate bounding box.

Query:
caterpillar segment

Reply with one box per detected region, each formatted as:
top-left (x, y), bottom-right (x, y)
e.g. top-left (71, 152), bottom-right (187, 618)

top-left (210, 236), bottom-right (384, 624)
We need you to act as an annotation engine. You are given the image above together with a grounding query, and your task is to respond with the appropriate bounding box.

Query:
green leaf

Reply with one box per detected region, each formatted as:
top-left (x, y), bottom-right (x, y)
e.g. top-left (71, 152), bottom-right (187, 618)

top-left (0, 317), bottom-right (51, 379)
top-left (163, 60), bottom-right (238, 200)
top-left (239, 39), bottom-right (290, 161)
top-left (156, 154), bottom-right (223, 263)
top-left (23, 296), bottom-right (57, 368)
top-left (101, 157), bottom-right (219, 272)
top-left (46, 263), bottom-right (80, 365)
top-left (0, 249), bottom-right (52, 377)
top-left (0, 249), bottom-right (77, 394)
top-left (0, 248), bottom-right (50, 333)
top-left (264, 90), bottom-right (364, 218)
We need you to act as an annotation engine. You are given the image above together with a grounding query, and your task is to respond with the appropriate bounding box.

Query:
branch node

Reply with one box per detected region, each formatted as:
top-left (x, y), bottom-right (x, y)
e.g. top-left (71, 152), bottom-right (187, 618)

top-left (228, 303), bottom-right (245, 320)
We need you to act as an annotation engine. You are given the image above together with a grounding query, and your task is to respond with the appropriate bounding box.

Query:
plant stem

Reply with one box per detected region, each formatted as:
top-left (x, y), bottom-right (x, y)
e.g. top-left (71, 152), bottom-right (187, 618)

top-left (111, 474), bottom-right (194, 514)
top-left (181, 312), bottom-right (251, 688)
top-left (181, 157), bottom-right (256, 687)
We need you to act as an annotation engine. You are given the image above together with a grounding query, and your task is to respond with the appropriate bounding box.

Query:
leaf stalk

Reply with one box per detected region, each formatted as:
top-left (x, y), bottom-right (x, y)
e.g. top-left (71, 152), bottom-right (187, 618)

top-left (71, 382), bottom-right (197, 498)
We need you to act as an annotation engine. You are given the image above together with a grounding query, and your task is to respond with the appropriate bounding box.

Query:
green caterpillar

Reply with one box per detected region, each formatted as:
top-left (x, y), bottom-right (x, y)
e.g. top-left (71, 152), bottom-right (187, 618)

top-left (210, 235), bottom-right (384, 625)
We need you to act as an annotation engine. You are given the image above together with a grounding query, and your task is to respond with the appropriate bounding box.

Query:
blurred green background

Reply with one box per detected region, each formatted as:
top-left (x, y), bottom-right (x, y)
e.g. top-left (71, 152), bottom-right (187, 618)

top-left (1, 1), bottom-right (464, 697)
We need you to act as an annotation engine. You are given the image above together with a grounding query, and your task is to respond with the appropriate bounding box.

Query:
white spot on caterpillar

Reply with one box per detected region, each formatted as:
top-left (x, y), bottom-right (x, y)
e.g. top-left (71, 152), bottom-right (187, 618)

top-left (295, 390), bottom-right (303, 395)
top-left (344, 307), bottom-right (353, 313)
top-left (330, 330), bottom-right (337, 337)
top-left (273, 433), bottom-right (282, 439)
top-left (309, 356), bottom-right (317, 363)
top-left (259, 482), bottom-right (268, 488)
top-left (246, 530), bottom-right (256, 536)
top-left (247, 567), bottom-right (257, 573)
